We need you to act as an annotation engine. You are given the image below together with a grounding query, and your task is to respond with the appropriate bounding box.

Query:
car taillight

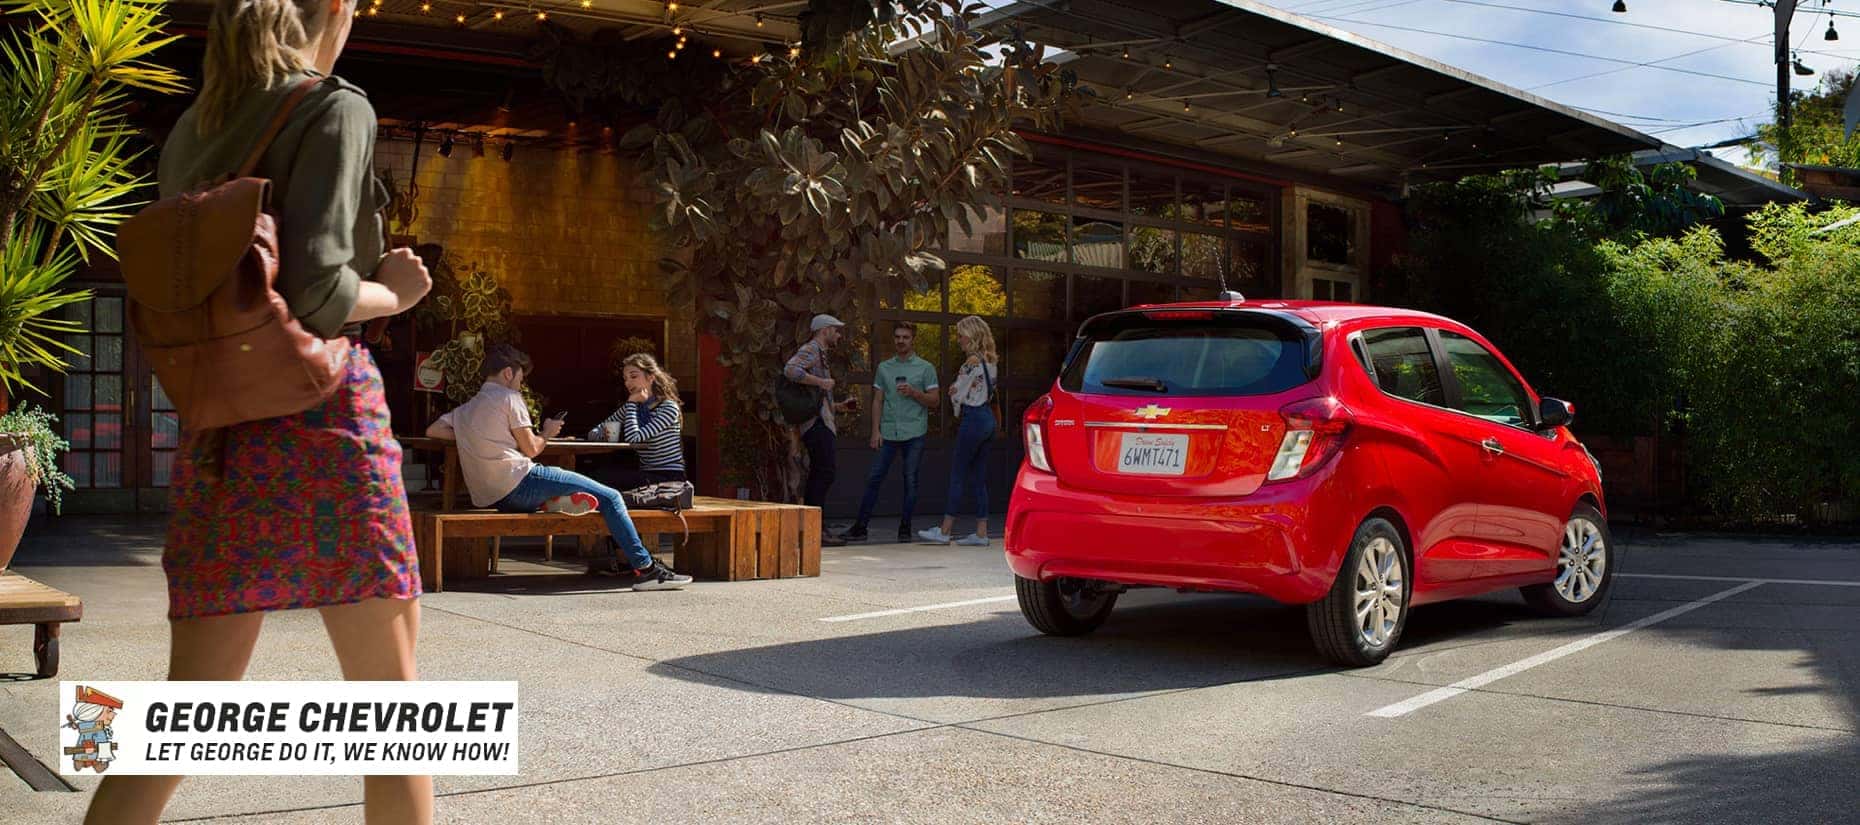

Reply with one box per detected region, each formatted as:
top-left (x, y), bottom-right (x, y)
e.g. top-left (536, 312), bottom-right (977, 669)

top-left (1266, 396), bottom-right (1352, 482)
top-left (1024, 394), bottom-right (1055, 473)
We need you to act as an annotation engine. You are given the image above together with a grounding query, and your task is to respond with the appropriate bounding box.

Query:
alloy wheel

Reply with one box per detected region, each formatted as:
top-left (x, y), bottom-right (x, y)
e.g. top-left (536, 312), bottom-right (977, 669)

top-left (1353, 537), bottom-right (1404, 648)
top-left (1555, 517), bottom-right (1607, 604)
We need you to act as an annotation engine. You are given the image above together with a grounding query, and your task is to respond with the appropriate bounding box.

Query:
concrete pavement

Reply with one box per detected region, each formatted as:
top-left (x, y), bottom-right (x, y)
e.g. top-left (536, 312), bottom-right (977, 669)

top-left (1, 519), bottom-right (1856, 824)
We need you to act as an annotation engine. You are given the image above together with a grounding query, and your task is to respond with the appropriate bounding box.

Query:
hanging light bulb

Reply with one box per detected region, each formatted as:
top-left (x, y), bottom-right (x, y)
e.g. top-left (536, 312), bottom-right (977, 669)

top-left (752, 53), bottom-right (765, 64)
top-left (536, 10), bottom-right (548, 21)
top-left (1124, 89), bottom-right (1134, 100)
top-left (493, 9), bottom-right (504, 20)
top-left (455, 12), bottom-right (465, 23)
top-left (668, 1), bottom-right (678, 11)
top-left (1611, 0), bottom-right (1626, 12)
top-left (420, 1), bottom-right (431, 11)
top-left (668, 49), bottom-right (678, 59)
top-left (581, 0), bottom-right (592, 7)
top-left (366, 6), bottom-right (377, 15)
top-left (713, 48), bottom-right (723, 58)
top-left (1829, 20), bottom-right (1840, 41)
top-left (790, 46), bottom-right (801, 58)
top-left (755, 14), bottom-right (765, 27)
top-left (1795, 56), bottom-right (1816, 76)
top-left (1163, 58), bottom-right (1173, 69)
top-left (1121, 46), bottom-right (1130, 59)
top-left (673, 25), bottom-right (683, 35)
top-left (1183, 100), bottom-right (1191, 112)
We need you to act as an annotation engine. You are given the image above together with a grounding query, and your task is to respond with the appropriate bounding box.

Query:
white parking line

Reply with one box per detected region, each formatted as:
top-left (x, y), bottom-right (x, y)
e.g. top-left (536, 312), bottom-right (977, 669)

top-left (820, 595), bottom-right (1016, 623)
top-left (1618, 572), bottom-right (1860, 587)
top-left (1366, 580), bottom-right (1765, 719)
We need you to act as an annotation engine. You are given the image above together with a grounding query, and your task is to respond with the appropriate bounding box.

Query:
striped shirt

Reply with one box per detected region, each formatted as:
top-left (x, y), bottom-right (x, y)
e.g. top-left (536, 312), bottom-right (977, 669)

top-left (589, 399), bottom-right (684, 473)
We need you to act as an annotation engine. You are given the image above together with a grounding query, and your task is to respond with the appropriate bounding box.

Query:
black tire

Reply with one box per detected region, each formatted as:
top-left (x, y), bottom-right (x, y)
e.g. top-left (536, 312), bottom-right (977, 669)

top-left (1016, 575), bottom-right (1119, 636)
top-left (1522, 504), bottom-right (1614, 617)
top-left (1307, 518), bottom-right (1410, 667)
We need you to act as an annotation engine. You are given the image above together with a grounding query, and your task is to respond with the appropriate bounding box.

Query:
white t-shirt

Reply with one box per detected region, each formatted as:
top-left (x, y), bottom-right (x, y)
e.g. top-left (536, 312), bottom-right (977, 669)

top-left (948, 359), bottom-right (998, 412)
top-left (436, 382), bottom-right (535, 507)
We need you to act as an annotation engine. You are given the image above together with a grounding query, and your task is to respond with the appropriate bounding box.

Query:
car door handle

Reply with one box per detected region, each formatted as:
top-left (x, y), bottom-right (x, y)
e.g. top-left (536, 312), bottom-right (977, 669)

top-left (1481, 437), bottom-right (1505, 456)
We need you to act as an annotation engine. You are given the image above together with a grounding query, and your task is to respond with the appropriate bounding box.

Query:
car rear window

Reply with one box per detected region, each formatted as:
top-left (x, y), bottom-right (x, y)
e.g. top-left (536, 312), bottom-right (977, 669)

top-left (1059, 312), bottom-right (1314, 397)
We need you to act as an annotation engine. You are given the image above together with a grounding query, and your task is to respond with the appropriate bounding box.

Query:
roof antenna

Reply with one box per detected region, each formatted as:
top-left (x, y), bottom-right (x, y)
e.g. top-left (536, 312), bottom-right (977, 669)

top-left (1215, 262), bottom-right (1243, 303)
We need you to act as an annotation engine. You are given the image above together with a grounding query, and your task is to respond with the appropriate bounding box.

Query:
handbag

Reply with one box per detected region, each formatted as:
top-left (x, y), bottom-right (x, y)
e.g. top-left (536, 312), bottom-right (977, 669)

top-left (116, 77), bottom-right (351, 437)
top-left (775, 375), bottom-right (822, 426)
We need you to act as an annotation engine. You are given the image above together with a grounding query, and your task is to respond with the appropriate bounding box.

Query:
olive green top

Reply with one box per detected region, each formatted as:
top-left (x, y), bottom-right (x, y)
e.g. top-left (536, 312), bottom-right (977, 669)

top-left (157, 71), bottom-right (385, 339)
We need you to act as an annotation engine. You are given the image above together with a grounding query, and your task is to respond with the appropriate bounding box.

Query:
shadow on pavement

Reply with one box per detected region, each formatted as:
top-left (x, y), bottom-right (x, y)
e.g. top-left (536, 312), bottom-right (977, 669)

top-left (647, 592), bottom-right (1536, 704)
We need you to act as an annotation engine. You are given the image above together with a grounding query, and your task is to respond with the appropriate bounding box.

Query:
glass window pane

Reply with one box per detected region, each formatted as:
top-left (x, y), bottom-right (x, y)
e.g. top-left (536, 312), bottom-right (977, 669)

top-left (1129, 169), bottom-right (1175, 217)
top-left (947, 265), bottom-right (1006, 317)
top-left (1072, 275), bottom-right (1124, 320)
top-left (1231, 192), bottom-right (1271, 233)
top-left (1129, 280), bottom-right (1176, 307)
top-left (947, 205), bottom-right (1008, 256)
top-left (94, 452), bottom-right (122, 487)
top-left (1010, 270), bottom-right (1067, 322)
top-left (1361, 327), bottom-right (1446, 406)
top-left (1307, 202), bottom-right (1356, 266)
top-left (65, 413), bottom-right (91, 449)
top-left (96, 297), bottom-right (124, 333)
top-left (1229, 233), bottom-right (1274, 297)
top-left (912, 324), bottom-right (950, 378)
top-left (66, 300), bottom-right (92, 328)
top-left (152, 411), bottom-right (181, 450)
top-left (1440, 331), bottom-right (1531, 427)
top-left (1182, 232), bottom-right (1225, 280)
top-left (1129, 226), bottom-right (1177, 274)
top-left (1011, 149), bottom-right (1067, 206)
top-left (96, 375), bottom-right (123, 412)
top-left (1007, 329), bottom-right (1068, 386)
top-left (67, 336), bottom-right (92, 371)
top-left (66, 375), bottom-right (92, 411)
top-left (1175, 280), bottom-right (1221, 303)
top-left (1335, 280), bottom-right (1354, 302)
top-left (64, 452), bottom-right (92, 488)
top-left (1013, 210), bottom-right (1068, 263)
top-left (94, 413), bottom-right (122, 450)
top-left (1181, 180), bottom-right (1226, 228)
top-left (1069, 218), bottom-right (1124, 269)
top-left (900, 273), bottom-right (944, 314)
top-left (95, 335), bottom-right (122, 372)
top-left (151, 451), bottom-right (175, 488)
top-left (152, 375), bottom-right (175, 411)
top-left (1072, 157), bottom-right (1124, 211)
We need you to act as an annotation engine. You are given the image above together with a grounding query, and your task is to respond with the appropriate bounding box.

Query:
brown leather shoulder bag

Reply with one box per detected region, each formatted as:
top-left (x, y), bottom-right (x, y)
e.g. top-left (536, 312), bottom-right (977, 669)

top-left (115, 77), bottom-right (351, 435)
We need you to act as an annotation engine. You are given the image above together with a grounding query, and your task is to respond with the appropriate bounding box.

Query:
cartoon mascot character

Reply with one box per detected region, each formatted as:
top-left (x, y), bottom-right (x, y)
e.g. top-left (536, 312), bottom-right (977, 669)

top-left (64, 686), bottom-right (123, 773)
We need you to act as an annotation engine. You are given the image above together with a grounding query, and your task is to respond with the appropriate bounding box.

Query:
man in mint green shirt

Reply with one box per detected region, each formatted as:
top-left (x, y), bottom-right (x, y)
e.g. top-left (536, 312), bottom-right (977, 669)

top-left (844, 322), bottom-right (940, 543)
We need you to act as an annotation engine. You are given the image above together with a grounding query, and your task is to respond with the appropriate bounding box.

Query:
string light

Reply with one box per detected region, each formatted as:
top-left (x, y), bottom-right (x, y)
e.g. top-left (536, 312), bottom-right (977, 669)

top-left (1163, 58), bottom-right (1173, 69)
top-left (493, 9), bottom-right (504, 20)
top-left (582, 0), bottom-right (593, 7)
top-left (1121, 47), bottom-right (1130, 59)
top-left (667, 1), bottom-right (678, 11)
top-left (1182, 100), bottom-right (1191, 111)
top-left (713, 48), bottom-right (723, 58)
top-left (672, 25), bottom-right (683, 35)
top-left (420, 1), bottom-right (431, 11)
top-left (536, 11), bottom-right (548, 21)
top-left (751, 53), bottom-right (764, 63)
top-left (668, 49), bottom-right (678, 59)
top-left (455, 12), bottom-right (465, 23)
top-left (755, 14), bottom-right (764, 27)
top-left (366, 6), bottom-right (377, 15)
top-left (1124, 89), bottom-right (1133, 100)
top-left (789, 46), bottom-right (801, 58)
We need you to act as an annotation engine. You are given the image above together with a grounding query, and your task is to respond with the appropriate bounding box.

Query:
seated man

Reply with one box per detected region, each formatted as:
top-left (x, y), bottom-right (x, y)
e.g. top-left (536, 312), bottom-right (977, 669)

top-left (425, 344), bottom-right (690, 590)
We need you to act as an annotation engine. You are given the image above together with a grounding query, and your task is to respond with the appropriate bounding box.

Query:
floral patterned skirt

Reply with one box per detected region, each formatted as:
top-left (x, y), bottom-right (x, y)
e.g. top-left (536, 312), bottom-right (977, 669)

top-left (163, 345), bottom-right (420, 620)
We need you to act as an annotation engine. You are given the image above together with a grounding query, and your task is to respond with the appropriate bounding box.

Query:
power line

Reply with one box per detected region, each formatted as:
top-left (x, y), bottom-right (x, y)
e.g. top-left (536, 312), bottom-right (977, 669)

top-left (1527, 34), bottom-right (1767, 92)
top-left (1310, 14), bottom-right (1775, 86)
top-left (1383, 0), bottom-right (1859, 60)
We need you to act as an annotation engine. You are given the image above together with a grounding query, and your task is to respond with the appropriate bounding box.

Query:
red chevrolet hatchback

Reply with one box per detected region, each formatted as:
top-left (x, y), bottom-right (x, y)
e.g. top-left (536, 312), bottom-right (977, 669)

top-left (1007, 298), bottom-right (1611, 666)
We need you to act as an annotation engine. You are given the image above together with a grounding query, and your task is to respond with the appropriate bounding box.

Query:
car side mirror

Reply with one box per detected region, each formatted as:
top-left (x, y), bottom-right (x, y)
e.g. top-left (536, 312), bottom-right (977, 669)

top-left (1536, 397), bottom-right (1574, 431)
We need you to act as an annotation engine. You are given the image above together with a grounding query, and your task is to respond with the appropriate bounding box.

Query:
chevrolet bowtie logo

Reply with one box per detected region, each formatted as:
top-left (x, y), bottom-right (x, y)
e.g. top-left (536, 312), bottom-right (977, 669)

top-left (1133, 404), bottom-right (1172, 420)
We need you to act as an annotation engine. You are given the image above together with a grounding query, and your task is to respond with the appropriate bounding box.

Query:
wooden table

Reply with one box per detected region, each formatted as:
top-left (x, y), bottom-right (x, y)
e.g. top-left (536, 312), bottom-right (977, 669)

top-left (0, 570), bottom-right (82, 677)
top-left (399, 436), bottom-right (641, 512)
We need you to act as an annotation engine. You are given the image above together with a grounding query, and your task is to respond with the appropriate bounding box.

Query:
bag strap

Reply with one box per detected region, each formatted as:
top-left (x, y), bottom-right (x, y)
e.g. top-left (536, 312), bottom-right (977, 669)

top-left (233, 77), bottom-right (325, 179)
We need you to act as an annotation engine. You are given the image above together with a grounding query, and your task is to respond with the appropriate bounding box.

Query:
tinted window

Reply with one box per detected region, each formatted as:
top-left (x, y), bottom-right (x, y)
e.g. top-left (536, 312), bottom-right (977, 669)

top-left (1360, 327), bottom-right (1446, 406)
top-left (1060, 315), bottom-right (1311, 397)
top-left (1440, 331), bottom-right (1531, 427)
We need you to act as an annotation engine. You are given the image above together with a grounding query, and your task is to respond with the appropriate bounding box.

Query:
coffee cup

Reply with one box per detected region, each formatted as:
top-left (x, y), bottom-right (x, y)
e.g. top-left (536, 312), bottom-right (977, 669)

top-left (599, 421), bottom-right (621, 442)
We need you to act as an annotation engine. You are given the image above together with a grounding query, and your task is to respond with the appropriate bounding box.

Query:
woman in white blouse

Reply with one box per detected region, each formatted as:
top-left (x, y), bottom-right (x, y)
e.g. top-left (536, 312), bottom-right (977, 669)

top-left (918, 316), bottom-right (1000, 546)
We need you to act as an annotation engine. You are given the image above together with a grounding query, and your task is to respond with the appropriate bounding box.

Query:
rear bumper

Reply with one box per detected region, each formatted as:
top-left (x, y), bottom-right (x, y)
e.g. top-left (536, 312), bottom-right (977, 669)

top-left (1004, 463), bottom-right (1364, 605)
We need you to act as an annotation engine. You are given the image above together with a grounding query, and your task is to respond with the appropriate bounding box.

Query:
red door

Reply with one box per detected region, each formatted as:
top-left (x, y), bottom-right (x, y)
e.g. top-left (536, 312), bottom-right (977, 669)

top-left (1435, 330), bottom-right (1563, 572)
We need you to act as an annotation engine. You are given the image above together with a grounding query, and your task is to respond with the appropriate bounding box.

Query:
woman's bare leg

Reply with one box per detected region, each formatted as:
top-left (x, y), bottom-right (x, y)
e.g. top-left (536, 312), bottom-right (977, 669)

top-left (84, 613), bottom-right (265, 825)
top-left (320, 597), bottom-right (431, 825)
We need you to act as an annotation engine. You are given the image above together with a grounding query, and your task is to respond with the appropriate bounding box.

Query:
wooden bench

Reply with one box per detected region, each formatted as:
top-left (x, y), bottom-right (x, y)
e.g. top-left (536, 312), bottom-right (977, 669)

top-left (411, 497), bottom-right (820, 592)
top-left (0, 570), bottom-right (82, 677)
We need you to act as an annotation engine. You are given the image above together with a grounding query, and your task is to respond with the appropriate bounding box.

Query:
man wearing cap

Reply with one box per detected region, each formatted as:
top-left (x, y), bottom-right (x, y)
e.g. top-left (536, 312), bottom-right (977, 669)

top-left (784, 314), bottom-right (855, 546)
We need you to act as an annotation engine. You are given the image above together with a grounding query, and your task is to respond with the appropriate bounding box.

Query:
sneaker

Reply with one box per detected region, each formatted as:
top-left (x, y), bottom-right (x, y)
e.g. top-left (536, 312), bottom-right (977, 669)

top-left (916, 527), bottom-right (953, 545)
top-left (955, 534), bottom-right (991, 547)
top-left (585, 558), bottom-right (628, 577)
top-left (543, 492), bottom-right (600, 516)
top-left (630, 561), bottom-right (692, 591)
top-left (841, 525), bottom-right (869, 543)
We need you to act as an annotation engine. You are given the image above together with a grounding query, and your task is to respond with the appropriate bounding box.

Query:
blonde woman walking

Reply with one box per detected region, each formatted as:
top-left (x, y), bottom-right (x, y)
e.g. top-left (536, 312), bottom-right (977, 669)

top-left (919, 316), bottom-right (1000, 547)
top-left (87, 0), bottom-right (434, 822)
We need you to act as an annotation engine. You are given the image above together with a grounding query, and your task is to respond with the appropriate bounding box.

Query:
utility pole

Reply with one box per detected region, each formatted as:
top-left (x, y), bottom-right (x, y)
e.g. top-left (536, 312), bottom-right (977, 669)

top-left (1776, 0), bottom-right (1799, 128)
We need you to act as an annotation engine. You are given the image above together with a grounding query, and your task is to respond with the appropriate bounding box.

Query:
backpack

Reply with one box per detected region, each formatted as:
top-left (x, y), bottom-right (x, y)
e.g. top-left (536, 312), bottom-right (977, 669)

top-left (775, 376), bottom-right (821, 426)
top-left (115, 77), bottom-right (350, 434)
top-left (621, 480), bottom-right (697, 545)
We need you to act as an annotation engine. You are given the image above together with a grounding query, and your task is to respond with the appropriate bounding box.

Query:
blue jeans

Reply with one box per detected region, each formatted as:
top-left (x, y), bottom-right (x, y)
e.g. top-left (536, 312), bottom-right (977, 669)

top-left (854, 436), bottom-right (925, 529)
top-left (946, 406), bottom-right (995, 522)
top-left (494, 465), bottom-right (653, 570)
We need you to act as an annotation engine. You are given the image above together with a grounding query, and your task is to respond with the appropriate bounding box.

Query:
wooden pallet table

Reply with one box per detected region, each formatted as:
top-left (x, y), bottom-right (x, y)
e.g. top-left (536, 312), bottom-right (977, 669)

top-left (0, 570), bottom-right (82, 678)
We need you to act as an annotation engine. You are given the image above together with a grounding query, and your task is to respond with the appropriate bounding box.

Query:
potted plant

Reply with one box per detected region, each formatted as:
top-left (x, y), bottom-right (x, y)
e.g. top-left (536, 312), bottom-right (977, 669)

top-left (0, 0), bottom-right (183, 566)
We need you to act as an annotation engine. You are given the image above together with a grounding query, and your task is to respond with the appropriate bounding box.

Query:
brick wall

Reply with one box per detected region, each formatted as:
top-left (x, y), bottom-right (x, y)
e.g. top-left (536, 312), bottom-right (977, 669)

top-left (372, 138), bottom-right (698, 384)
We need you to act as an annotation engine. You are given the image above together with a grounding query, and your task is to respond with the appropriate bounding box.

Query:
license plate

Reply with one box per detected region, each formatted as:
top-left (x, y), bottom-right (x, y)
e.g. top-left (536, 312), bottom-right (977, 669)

top-left (1117, 433), bottom-right (1189, 476)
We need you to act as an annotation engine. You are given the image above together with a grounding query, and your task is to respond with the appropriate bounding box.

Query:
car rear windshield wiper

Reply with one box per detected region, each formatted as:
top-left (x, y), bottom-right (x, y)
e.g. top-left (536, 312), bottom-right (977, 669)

top-left (1101, 376), bottom-right (1169, 393)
